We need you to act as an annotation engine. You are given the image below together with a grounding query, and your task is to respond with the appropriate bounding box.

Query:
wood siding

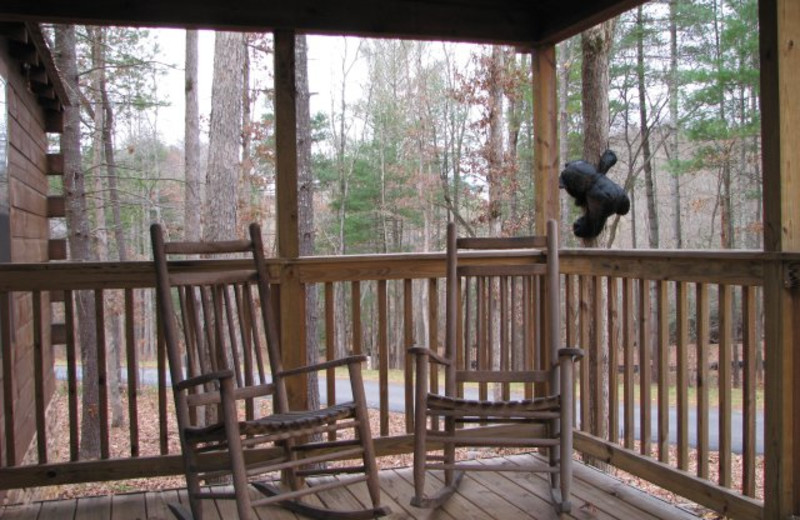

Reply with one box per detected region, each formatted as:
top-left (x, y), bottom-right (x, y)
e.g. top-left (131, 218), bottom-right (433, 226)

top-left (0, 32), bottom-right (56, 471)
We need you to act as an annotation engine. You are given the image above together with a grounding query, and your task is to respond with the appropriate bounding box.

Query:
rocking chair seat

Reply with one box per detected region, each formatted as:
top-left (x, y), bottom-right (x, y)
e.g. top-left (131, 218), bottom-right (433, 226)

top-left (184, 402), bottom-right (357, 444)
top-left (427, 393), bottom-right (560, 415)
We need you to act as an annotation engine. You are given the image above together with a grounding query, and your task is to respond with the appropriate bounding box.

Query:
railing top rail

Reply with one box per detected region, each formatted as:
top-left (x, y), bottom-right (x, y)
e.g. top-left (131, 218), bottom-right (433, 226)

top-left (0, 249), bottom-right (796, 291)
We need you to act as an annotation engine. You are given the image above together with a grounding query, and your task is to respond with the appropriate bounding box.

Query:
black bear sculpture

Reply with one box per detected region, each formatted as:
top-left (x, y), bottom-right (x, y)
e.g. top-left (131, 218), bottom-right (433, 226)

top-left (559, 149), bottom-right (630, 239)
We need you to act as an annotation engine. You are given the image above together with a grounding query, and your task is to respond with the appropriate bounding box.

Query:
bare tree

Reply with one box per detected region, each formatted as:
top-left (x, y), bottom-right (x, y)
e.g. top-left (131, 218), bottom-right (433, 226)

top-left (581, 18), bottom-right (616, 459)
top-left (295, 34), bottom-right (320, 410)
top-left (204, 31), bottom-right (245, 241)
top-left (55, 24), bottom-right (101, 459)
top-left (184, 30), bottom-right (202, 240)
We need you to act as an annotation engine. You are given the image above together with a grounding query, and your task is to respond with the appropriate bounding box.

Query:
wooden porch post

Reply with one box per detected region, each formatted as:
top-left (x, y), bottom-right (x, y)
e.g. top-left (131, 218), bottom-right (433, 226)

top-left (759, 0), bottom-right (800, 516)
top-left (533, 44), bottom-right (559, 233)
top-left (274, 29), bottom-right (307, 411)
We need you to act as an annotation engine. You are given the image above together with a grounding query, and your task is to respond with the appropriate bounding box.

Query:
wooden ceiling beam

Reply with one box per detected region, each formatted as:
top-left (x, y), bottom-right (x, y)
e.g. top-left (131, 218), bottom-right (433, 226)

top-left (533, 0), bottom-right (647, 44)
top-left (7, 40), bottom-right (38, 66)
top-left (26, 65), bottom-right (48, 84)
top-left (0, 22), bottom-right (27, 42)
top-left (0, 0), bottom-right (541, 45)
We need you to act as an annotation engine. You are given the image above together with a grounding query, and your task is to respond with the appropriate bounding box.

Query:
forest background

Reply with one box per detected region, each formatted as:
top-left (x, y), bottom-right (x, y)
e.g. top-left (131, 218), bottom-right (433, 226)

top-left (45, 0), bottom-right (759, 458)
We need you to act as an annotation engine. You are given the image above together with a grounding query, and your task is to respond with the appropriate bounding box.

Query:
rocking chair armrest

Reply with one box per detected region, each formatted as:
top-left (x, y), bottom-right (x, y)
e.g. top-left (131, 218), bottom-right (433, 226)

top-left (174, 369), bottom-right (234, 392)
top-left (277, 355), bottom-right (367, 378)
top-left (408, 346), bottom-right (451, 366)
top-left (558, 348), bottom-right (584, 361)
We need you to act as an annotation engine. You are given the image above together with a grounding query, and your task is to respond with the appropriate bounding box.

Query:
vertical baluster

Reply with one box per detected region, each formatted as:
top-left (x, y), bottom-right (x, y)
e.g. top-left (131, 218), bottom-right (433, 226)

top-left (351, 281), bottom-right (362, 356)
top-left (565, 275), bottom-right (576, 421)
top-left (403, 279), bottom-right (414, 433)
top-left (378, 280), bottom-right (388, 436)
top-left (428, 278), bottom-right (439, 396)
top-left (742, 285), bottom-right (757, 497)
top-left (234, 285), bottom-right (255, 420)
top-left (500, 275), bottom-right (510, 401)
top-left (156, 293), bottom-right (168, 455)
top-left (676, 282), bottom-right (689, 470)
top-left (33, 291), bottom-right (46, 463)
top-left (623, 278), bottom-right (635, 450)
top-left (326, 282), bottom-right (337, 439)
top-left (524, 275), bottom-right (533, 400)
top-left (222, 287), bottom-right (242, 386)
top-left (593, 275), bottom-right (603, 437)
top-left (125, 289), bottom-right (139, 457)
top-left (94, 290), bottom-right (109, 459)
top-left (64, 290), bottom-right (78, 461)
top-left (639, 278), bottom-right (651, 456)
top-left (428, 278), bottom-right (440, 430)
top-left (608, 277), bottom-right (619, 444)
top-left (478, 277), bottom-right (488, 402)
top-left (534, 275), bottom-right (544, 398)
top-left (697, 283), bottom-right (710, 479)
top-left (657, 280), bottom-right (669, 463)
top-left (579, 276), bottom-right (589, 431)
top-left (243, 285), bottom-right (266, 384)
top-left (456, 278), bottom-right (464, 374)
top-left (718, 284), bottom-right (733, 487)
top-left (463, 277), bottom-right (472, 400)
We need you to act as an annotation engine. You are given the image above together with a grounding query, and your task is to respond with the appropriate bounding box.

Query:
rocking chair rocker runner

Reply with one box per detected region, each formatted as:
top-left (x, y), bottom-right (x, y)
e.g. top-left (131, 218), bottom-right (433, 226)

top-left (410, 220), bottom-right (582, 513)
top-left (151, 223), bottom-right (390, 520)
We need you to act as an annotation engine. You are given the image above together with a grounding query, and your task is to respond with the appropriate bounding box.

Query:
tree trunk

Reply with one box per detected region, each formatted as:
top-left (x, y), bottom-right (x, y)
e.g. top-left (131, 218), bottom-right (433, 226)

top-left (581, 19), bottom-right (615, 461)
top-left (184, 30), bottom-right (202, 241)
top-left (488, 46), bottom-right (504, 400)
top-left (669, 0), bottom-right (683, 248)
top-left (295, 34), bottom-right (320, 410)
top-left (91, 27), bottom-right (125, 428)
top-left (637, 9), bottom-right (659, 250)
top-left (204, 31), bottom-right (245, 242)
top-left (56, 24), bottom-right (101, 460)
top-left (558, 41), bottom-right (576, 245)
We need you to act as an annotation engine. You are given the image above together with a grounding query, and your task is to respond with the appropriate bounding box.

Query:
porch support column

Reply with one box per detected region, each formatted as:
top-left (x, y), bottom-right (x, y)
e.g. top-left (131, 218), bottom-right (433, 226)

top-left (274, 29), bottom-right (307, 411)
top-left (533, 44), bottom-right (559, 233)
top-left (759, 0), bottom-right (800, 516)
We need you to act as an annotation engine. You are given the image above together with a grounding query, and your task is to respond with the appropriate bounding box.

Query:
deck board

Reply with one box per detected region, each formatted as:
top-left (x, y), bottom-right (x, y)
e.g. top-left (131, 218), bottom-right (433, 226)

top-left (0, 454), bottom-right (699, 519)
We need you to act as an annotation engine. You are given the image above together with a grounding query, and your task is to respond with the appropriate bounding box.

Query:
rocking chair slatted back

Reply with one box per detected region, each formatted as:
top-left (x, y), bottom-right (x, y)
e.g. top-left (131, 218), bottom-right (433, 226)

top-left (151, 223), bottom-right (389, 520)
top-left (410, 219), bottom-right (582, 514)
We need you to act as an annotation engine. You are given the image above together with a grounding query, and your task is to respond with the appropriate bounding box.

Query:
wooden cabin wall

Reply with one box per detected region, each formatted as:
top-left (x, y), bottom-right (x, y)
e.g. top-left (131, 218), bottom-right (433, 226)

top-left (0, 34), bottom-right (55, 468)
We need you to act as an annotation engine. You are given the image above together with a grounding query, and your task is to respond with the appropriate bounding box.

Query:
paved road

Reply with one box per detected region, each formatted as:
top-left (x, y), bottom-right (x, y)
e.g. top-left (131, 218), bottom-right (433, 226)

top-left (56, 365), bottom-right (764, 454)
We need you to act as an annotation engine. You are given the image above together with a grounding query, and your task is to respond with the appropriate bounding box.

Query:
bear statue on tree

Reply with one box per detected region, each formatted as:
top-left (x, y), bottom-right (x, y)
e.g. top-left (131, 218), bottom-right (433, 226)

top-left (559, 149), bottom-right (630, 240)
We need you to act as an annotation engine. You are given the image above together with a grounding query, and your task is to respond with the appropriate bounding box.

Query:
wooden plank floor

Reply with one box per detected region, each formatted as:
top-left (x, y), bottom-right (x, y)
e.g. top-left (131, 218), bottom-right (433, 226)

top-left (0, 454), bottom-right (699, 519)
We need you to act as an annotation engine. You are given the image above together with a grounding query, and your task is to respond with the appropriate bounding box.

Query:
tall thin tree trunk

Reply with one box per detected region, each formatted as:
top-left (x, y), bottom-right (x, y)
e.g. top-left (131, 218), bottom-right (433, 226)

top-left (669, 0), bottom-right (683, 248)
top-left (204, 31), bottom-right (245, 242)
top-left (635, 6), bottom-right (661, 400)
top-left (488, 46), bottom-right (504, 400)
top-left (558, 41), bottom-right (575, 244)
top-left (56, 24), bottom-right (101, 459)
top-left (637, 9), bottom-right (659, 250)
top-left (581, 19), bottom-right (615, 459)
top-left (295, 34), bottom-right (320, 410)
top-left (184, 30), bottom-right (202, 241)
top-left (91, 28), bottom-right (125, 428)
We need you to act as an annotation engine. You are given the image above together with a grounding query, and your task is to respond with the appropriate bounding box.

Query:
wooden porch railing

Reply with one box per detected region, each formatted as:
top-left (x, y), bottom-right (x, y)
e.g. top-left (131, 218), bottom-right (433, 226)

top-left (0, 249), bottom-right (777, 518)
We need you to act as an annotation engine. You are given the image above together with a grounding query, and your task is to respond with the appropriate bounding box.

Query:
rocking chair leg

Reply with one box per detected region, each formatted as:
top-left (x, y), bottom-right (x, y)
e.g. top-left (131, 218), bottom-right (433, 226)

top-left (444, 417), bottom-right (456, 487)
top-left (184, 452), bottom-right (204, 520)
top-left (351, 363), bottom-right (383, 509)
top-left (411, 426), bottom-right (427, 506)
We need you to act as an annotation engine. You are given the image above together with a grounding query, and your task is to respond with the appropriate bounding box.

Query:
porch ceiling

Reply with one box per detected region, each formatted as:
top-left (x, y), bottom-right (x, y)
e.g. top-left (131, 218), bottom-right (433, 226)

top-left (0, 0), bottom-right (646, 46)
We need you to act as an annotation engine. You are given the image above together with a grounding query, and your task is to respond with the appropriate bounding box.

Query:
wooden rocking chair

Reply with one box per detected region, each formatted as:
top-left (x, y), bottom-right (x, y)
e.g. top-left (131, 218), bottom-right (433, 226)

top-left (410, 220), bottom-right (582, 513)
top-left (151, 223), bottom-right (390, 520)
